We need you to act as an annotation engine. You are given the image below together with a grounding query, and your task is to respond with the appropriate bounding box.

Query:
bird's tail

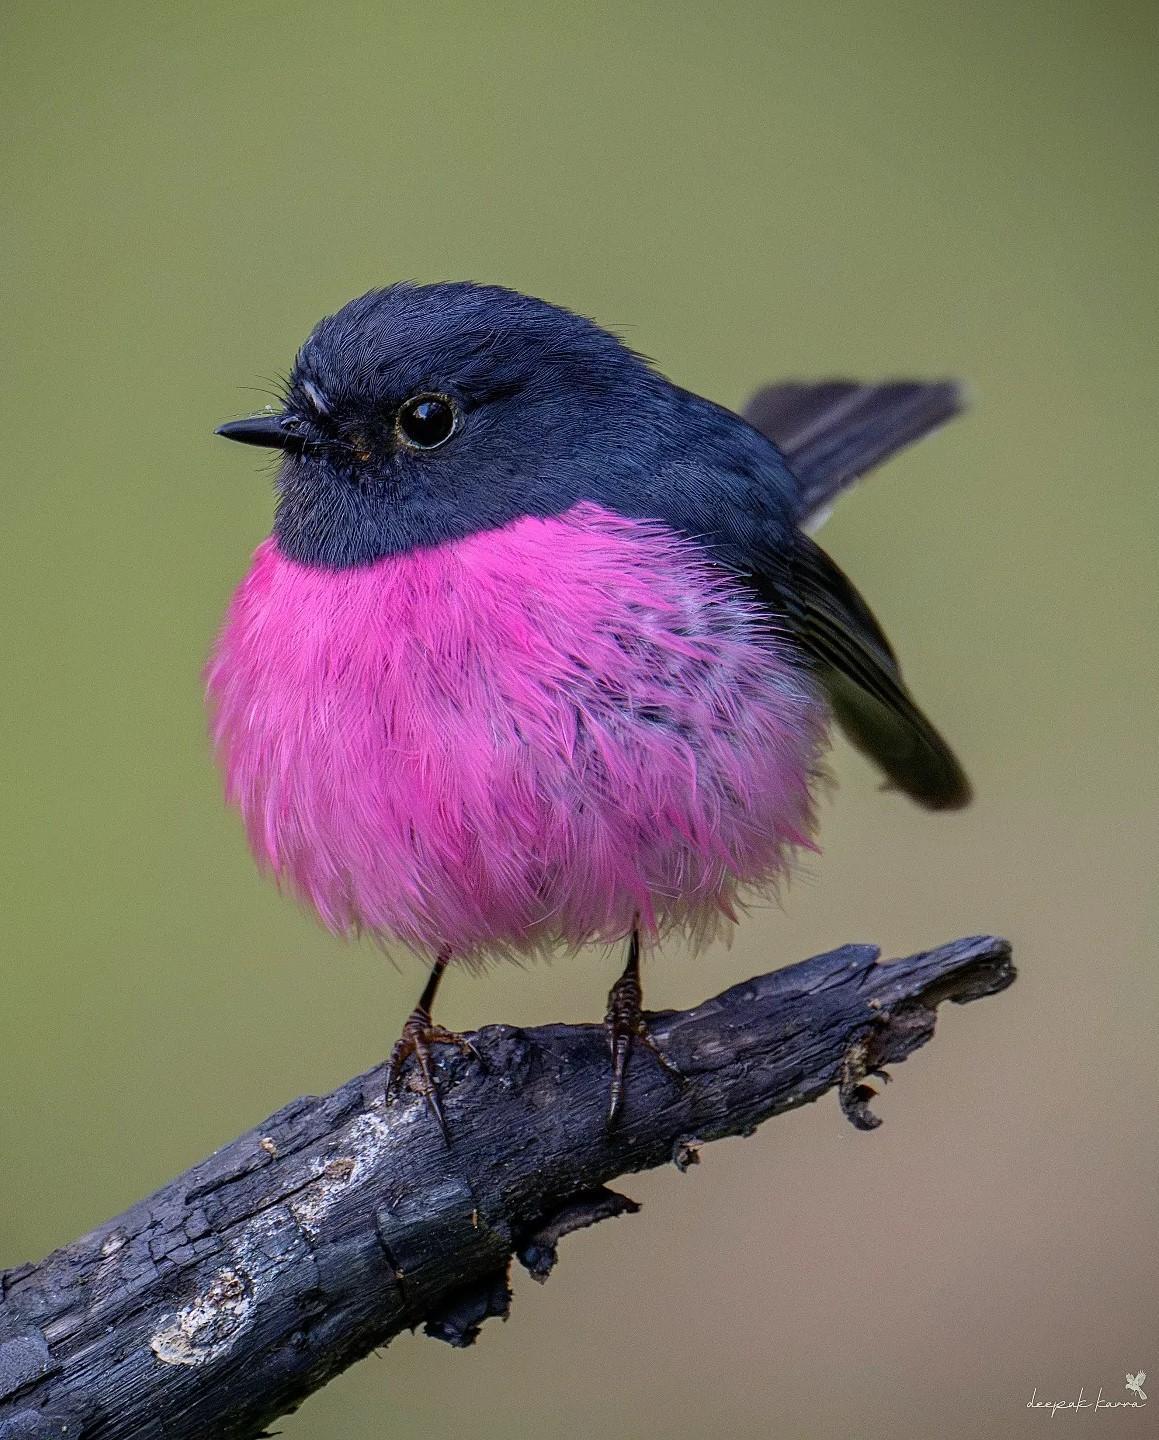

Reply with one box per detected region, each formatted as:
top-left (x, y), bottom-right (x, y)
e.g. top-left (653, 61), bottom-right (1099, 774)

top-left (743, 380), bottom-right (964, 530)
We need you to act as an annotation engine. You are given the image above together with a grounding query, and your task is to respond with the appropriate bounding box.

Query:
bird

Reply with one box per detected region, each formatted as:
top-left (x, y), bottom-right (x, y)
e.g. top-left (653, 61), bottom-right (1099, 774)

top-left (209, 281), bottom-right (971, 1133)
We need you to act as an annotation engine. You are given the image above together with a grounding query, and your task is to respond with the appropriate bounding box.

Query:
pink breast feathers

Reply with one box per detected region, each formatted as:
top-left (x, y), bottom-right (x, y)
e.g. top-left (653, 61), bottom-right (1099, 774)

top-left (206, 501), bottom-right (829, 963)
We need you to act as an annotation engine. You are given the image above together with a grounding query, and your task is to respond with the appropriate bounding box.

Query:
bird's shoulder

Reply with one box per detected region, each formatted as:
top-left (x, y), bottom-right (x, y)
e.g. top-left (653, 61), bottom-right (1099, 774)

top-left (590, 385), bottom-right (802, 563)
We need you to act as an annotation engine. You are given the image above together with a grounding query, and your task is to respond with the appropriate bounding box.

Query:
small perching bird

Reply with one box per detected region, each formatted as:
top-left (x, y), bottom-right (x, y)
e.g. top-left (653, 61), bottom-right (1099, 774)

top-left (210, 282), bottom-right (970, 1131)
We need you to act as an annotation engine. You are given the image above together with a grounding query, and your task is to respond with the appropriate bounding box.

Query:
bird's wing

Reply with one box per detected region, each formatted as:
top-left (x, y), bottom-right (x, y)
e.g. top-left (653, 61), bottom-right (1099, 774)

top-left (637, 385), bottom-right (970, 810)
top-left (750, 531), bottom-right (972, 810)
top-left (743, 380), bottom-right (964, 530)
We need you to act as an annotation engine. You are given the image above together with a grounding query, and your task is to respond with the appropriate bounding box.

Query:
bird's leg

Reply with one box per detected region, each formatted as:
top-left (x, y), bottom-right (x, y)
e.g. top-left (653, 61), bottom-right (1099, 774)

top-left (385, 946), bottom-right (478, 1139)
top-left (605, 926), bottom-right (684, 1128)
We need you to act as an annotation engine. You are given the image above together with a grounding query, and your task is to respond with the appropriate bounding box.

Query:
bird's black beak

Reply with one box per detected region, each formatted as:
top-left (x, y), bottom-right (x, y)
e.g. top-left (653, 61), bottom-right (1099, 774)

top-left (215, 414), bottom-right (294, 450)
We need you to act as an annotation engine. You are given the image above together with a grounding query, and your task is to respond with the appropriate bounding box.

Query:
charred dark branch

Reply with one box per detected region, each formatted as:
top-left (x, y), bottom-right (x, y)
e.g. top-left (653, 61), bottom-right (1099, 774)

top-left (0, 935), bottom-right (1013, 1439)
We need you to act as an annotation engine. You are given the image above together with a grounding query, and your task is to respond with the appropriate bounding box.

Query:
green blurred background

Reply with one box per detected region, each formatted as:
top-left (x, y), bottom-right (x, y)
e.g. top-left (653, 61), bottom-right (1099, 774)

top-left (3, 2), bottom-right (1156, 1436)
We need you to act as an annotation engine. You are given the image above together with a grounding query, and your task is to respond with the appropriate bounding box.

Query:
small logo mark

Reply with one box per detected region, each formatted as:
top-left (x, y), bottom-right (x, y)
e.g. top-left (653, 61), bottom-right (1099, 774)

top-left (1027, 1372), bottom-right (1149, 1415)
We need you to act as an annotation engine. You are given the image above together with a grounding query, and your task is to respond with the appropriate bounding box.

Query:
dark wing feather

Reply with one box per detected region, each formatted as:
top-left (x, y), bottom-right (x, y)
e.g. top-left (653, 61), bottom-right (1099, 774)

top-left (743, 380), bottom-right (964, 528)
top-left (758, 533), bottom-right (971, 810)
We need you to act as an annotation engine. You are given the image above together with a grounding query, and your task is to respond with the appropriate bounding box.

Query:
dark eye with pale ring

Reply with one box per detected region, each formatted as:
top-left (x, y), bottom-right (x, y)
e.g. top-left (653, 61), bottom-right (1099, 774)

top-left (396, 394), bottom-right (458, 450)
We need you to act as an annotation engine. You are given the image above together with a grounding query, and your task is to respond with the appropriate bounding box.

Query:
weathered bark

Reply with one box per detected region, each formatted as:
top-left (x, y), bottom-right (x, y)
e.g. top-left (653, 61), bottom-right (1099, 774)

top-left (0, 935), bottom-right (1014, 1439)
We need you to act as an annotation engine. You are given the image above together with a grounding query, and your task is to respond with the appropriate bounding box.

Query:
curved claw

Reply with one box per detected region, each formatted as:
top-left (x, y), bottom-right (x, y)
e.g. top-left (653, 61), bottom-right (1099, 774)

top-left (385, 1012), bottom-right (478, 1142)
top-left (605, 930), bottom-right (685, 1128)
top-left (606, 1015), bottom-right (685, 1128)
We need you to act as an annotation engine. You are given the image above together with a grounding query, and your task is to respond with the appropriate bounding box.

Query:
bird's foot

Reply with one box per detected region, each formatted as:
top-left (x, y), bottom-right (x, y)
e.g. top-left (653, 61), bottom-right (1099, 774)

top-left (385, 1006), bottom-right (479, 1140)
top-left (605, 934), bottom-right (685, 1128)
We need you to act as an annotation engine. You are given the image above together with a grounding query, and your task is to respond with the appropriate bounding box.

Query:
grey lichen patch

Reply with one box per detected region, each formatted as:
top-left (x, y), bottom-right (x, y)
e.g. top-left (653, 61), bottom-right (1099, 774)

top-left (288, 1155), bottom-right (357, 1240)
top-left (150, 1267), bottom-right (254, 1367)
top-left (289, 1113), bottom-right (394, 1242)
top-left (100, 1228), bottom-right (128, 1258)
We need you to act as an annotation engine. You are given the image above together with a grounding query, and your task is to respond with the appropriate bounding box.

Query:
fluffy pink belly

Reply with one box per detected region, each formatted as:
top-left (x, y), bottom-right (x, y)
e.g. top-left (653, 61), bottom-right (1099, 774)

top-left (207, 503), bottom-right (827, 961)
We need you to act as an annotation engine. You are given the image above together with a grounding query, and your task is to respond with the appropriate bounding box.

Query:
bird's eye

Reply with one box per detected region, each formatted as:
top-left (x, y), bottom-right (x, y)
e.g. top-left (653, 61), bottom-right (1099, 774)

top-left (396, 394), bottom-right (458, 451)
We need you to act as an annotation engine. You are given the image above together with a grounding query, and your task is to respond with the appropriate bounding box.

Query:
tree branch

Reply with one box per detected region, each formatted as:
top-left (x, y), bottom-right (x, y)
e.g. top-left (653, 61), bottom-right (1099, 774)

top-left (0, 935), bottom-right (1013, 1439)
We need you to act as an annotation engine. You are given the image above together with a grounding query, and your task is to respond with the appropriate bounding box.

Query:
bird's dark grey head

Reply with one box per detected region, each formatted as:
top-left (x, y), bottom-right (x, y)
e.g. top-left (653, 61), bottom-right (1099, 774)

top-left (217, 282), bottom-right (672, 567)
